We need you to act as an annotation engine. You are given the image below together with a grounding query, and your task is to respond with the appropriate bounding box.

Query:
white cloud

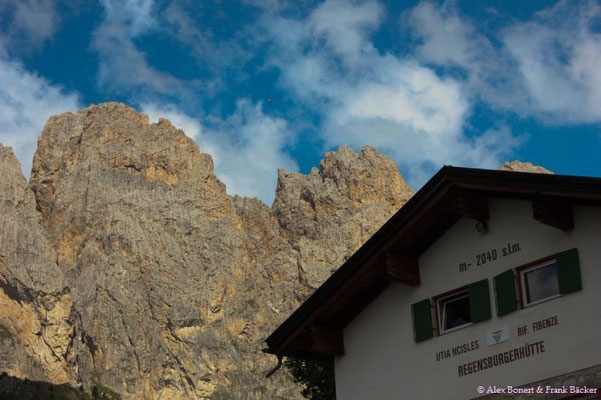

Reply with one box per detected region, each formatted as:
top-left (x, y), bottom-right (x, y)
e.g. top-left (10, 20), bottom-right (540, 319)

top-left (409, 1), bottom-right (474, 67)
top-left (141, 101), bottom-right (297, 205)
top-left (92, 21), bottom-right (187, 97)
top-left (410, 0), bottom-right (601, 124)
top-left (163, 2), bottom-right (251, 71)
top-left (340, 59), bottom-right (467, 136)
top-left (307, 0), bottom-right (382, 67)
top-left (261, 0), bottom-right (519, 188)
top-left (408, 1), bottom-right (529, 113)
top-left (502, 0), bottom-right (601, 123)
top-left (204, 100), bottom-right (298, 203)
top-left (0, 58), bottom-right (80, 178)
top-left (93, 0), bottom-right (195, 98)
top-left (0, 0), bottom-right (60, 53)
top-left (99, 0), bottom-right (156, 37)
top-left (325, 62), bottom-right (521, 185)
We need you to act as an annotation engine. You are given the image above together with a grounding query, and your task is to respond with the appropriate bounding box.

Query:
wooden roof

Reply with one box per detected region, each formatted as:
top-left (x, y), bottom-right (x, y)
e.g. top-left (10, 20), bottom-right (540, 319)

top-left (264, 166), bottom-right (601, 359)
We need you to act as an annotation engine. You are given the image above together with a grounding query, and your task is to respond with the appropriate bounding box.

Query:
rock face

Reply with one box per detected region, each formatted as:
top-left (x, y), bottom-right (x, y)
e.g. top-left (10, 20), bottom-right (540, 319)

top-left (0, 103), bottom-right (412, 399)
top-left (272, 146), bottom-right (413, 292)
top-left (501, 161), bottom-right (553, 174)
top-left (0, 103), bottom-right (553, 398)
top-left (0, 145), bottom-right (73, 385)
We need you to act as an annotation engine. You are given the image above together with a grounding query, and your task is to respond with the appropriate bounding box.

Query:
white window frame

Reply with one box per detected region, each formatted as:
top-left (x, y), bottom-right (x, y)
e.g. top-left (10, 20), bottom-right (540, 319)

top-left (519, 259), bottom-right (561, 308)
top-left (437, 289), bottom-right (472, 335)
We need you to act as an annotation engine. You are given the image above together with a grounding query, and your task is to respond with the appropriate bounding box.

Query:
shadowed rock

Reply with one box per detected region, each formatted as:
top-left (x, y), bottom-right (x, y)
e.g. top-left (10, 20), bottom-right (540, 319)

top-left (0, 144), bottom-right (72, 385)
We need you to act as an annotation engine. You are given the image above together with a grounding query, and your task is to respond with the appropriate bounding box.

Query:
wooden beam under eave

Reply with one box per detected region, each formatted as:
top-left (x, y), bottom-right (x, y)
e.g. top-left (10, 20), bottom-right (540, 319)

top-left (532, 195), bottom-right (574, 231)
top-left (449, 188), bottom-right (489, 221)
top-left (309, 326), bottom-right (344, 356)
top-left (384, 252), bottom-right (420, 286)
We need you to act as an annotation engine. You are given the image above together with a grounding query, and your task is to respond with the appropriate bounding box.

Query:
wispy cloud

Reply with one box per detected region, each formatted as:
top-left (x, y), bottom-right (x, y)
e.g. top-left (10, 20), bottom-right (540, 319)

top-left (408, 1), bottom-right (530, 116)
top-left (2, 0), bottom-right (597, 196)
top-left (0, 0), bottom-right (60, 54)
top-left (410, 0), bottom-right (601, 124)
top-left (92, 0), bottom-right (198, 100)
top-left (163, 2), bottom-right (253, 72)
top-left (99, 0), bottom-right (156, 36)
top-left (260, 0), bottom-right (520, 187)
top-left (307, 0), bottom-right (382, 68)
top-left (91, 0), bottom-right (544, 192)
top-left (92, 23), bottom-right (187, 97)
top-left (502, 0), bottom-right (601, 123)
top-left (409, 1), bottom-right (474, 67)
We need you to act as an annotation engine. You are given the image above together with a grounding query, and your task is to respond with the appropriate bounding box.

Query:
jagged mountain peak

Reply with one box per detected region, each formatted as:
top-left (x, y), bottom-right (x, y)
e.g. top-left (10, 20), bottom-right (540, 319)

top-left (0, 104), bottom-right (551, 399)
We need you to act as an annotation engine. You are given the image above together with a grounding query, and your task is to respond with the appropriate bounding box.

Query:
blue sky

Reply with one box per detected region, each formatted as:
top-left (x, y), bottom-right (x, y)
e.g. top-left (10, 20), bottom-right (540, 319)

top-left (1, 0), bottom-right (600, 204)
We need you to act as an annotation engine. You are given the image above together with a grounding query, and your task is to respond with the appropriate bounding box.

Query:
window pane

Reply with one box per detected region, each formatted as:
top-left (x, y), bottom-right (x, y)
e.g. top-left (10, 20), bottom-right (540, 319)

top-left (442, 293), bottom-right (471, 330)
top-left (524, 262), bottom-right (559, 304)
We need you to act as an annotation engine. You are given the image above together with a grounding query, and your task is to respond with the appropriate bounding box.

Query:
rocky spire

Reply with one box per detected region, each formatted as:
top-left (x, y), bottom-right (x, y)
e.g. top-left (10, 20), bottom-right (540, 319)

top-left (0, 103), bottom-right (551, 399)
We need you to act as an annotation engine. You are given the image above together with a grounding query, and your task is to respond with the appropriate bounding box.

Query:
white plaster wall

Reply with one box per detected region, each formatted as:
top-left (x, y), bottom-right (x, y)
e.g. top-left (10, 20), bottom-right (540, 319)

top-left (335, 198), bottom-right (601, 400)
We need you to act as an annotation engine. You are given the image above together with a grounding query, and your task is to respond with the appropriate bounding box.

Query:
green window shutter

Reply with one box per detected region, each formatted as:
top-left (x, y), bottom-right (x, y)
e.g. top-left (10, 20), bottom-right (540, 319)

top-left (557, 248), bottom-right (582, 294)
top-left (494, 269), bottom-right (518, 316)
top-left (469, 279), bottom-right (491, 323)
top-left (411, 299), bottom-right (433, 342)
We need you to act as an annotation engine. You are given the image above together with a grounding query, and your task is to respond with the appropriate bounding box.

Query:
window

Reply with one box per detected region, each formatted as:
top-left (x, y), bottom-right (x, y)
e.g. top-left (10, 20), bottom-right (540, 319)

top-left (432, 279), bottom-right (490, 337)
top-left (514, 248), bottom-right (582, 309)
top-left (438, 289), bottom-right (471, 333)
top-left (520, 260), bottom-right (560, 306)
top-left (412, 279), bottom-right (491, 342)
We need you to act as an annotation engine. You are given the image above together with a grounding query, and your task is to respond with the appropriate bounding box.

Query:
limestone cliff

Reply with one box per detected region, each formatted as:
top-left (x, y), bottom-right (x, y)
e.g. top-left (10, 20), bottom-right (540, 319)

top-left (500, 161), bottom-right (553, 174)
top-left (0, 103), bottom-right (412, 399)
top-left (0, 145), bottom-right (73, 385)
top-left (271, 146), bottom-right (413, 294)
top-left (0, 103), bottom-right (552, 398)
